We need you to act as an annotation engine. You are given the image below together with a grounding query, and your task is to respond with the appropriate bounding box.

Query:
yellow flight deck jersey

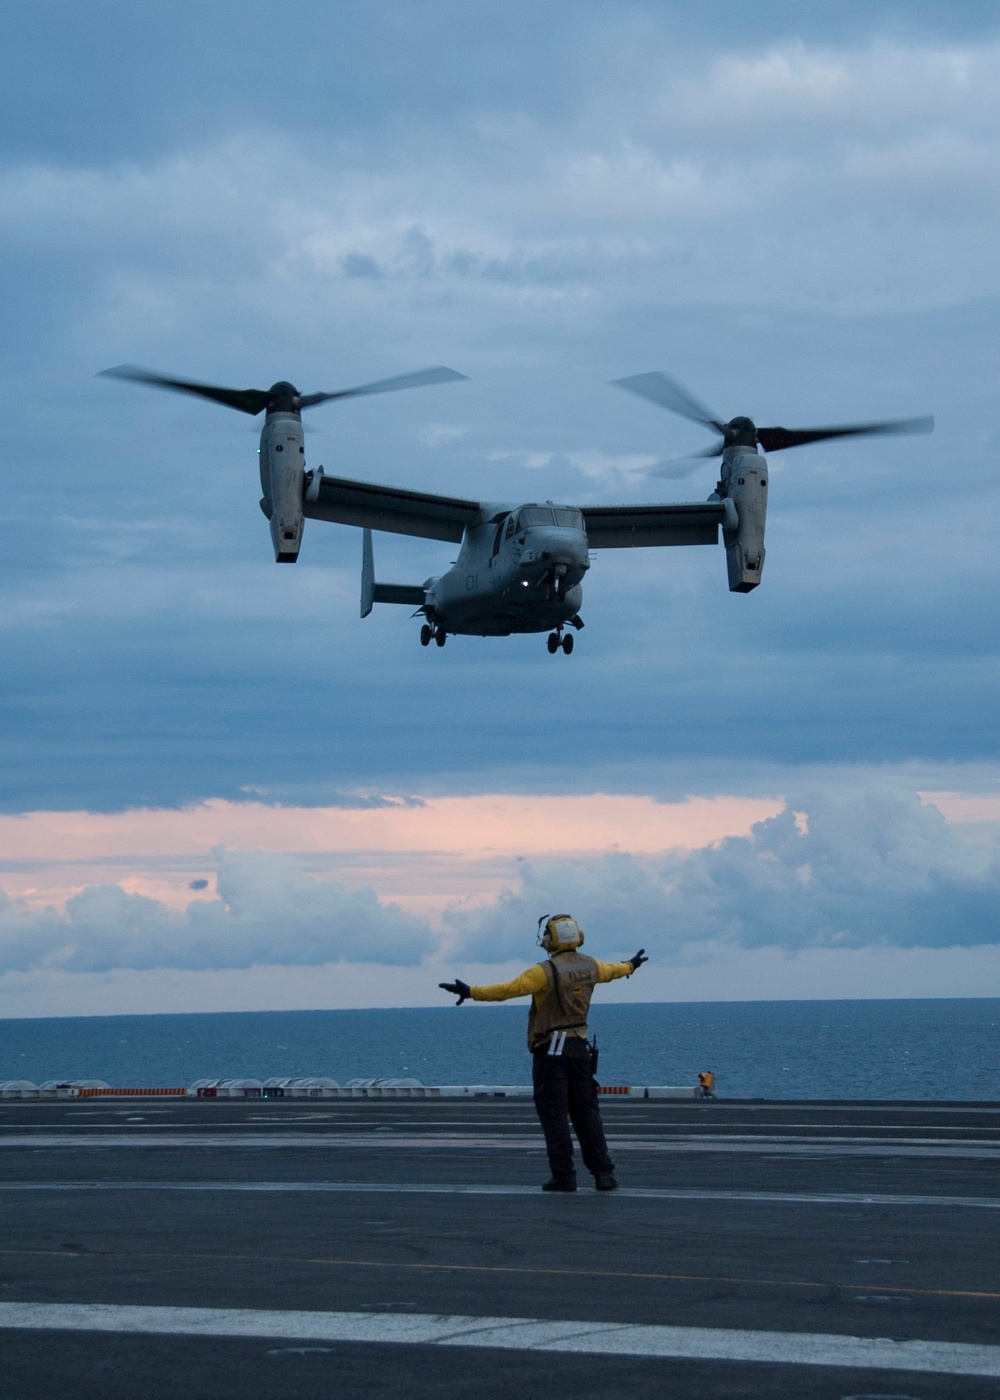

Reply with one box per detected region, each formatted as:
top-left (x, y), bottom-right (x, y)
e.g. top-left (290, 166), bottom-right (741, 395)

top-left (470, 953), bottom-right (636, 1052)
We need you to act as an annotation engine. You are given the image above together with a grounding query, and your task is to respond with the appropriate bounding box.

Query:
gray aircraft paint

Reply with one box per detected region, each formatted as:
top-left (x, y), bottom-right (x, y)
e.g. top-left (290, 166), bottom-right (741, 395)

top-left (258, 407), bottom-right (307, 563)
top-left (719, 448), bottom-right (767, 593)
top-left (416, 504), bottom-right (588, 637)
top-left (101, 364), bottom-right (931, 651)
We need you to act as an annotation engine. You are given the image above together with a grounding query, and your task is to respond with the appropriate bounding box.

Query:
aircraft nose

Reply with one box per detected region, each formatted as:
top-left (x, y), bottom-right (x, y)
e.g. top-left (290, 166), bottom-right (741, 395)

top-left (539, 529), bottom-right (589, 576)
top-left (541, 530), bottom-right (587, 560)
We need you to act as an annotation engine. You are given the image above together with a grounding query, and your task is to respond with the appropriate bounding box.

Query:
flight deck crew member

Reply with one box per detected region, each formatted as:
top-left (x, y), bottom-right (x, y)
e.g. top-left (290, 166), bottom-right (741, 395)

top-left (439, 914), bottom-right (647, 1193)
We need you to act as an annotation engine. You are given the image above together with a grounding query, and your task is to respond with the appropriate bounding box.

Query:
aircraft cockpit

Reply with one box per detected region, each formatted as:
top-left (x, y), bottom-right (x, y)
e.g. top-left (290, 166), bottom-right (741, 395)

top-left (507, 505), bottom-right (584, 535)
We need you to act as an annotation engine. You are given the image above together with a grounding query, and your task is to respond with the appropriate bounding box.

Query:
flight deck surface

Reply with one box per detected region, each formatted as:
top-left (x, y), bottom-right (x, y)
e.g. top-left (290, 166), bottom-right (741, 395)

top-left (1, 1096), bottom-right (998, 1398)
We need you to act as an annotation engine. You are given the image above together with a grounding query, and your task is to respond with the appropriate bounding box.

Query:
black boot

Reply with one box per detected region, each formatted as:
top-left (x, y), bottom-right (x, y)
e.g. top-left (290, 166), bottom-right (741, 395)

top-left (542, 1176), bottom-right (577, 1193)
top-left (594, 1174), bottom-right (618, 1191)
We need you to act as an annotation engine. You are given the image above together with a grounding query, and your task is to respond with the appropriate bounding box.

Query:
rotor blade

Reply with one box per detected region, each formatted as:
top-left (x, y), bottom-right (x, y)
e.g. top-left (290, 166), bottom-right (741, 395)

top-left (298, 366), bottom-right (468, 409)
top-left (639, 445), bottom-right (725, 479)
top-left (757, 415), bottom-right (934, 453)
top-left (611, 371), bottom-right (725, 433)
top-left (98, 365), bottom-right (270, 416)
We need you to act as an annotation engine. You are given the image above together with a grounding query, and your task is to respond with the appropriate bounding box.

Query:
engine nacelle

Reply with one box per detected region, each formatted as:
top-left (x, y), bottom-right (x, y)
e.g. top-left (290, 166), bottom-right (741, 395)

top-left (721, 451), bottom-right (767, 593)
top-left (259, 414), bottom-right (305, 562)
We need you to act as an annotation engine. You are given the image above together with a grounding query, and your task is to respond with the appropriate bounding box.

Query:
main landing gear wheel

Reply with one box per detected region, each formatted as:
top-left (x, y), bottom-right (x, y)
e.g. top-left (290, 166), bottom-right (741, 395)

top-left (562, 633), bottom-right (574, 655)
top-left (420, 624), bottom-right (432, 647)
top-left (547, 632), bottom-right (559, 654)
top-left (435, 628), bottom-right (447, 647)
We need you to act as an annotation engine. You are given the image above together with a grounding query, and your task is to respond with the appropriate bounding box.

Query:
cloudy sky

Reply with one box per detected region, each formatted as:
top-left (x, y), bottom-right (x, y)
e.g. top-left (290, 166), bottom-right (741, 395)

top-left (1, 0), bottom-right (999, 1016)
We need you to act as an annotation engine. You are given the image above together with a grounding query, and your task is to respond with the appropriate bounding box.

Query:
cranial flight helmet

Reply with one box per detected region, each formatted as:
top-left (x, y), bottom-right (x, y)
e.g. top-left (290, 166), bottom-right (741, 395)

top-left (538, 913), bottom-right (585, 953)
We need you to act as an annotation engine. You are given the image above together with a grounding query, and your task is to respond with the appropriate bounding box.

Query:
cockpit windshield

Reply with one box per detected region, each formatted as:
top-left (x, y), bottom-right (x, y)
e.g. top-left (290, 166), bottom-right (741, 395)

top-left (514, 506), bottom-right (584, 530)
top-left (516, 506), bottom-right (554, 527)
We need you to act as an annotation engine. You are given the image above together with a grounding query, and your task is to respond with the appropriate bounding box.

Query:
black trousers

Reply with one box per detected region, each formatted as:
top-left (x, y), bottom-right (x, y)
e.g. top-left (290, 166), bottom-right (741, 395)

top-left (531, 1037), bottom-right (614, 1180)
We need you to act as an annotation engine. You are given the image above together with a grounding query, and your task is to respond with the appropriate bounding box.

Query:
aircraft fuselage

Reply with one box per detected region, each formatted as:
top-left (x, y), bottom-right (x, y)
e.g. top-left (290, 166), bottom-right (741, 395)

top-left (424, 503), bottom-right (589, 636)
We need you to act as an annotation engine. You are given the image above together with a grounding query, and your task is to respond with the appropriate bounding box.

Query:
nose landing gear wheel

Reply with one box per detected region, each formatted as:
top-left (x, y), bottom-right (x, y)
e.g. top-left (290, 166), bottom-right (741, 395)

top-left (561, 633), bottom-right (574, 655)
top-left (546, 632), bottom-right (559, 654)
top-left (435, 628), bottom-right (447, 647)
top-left (420, 624), bottom-right (432, 647)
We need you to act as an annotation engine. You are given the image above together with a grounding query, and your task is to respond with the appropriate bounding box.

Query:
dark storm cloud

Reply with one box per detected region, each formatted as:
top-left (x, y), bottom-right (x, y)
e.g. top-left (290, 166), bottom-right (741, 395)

top-left (0, 3), bottom-right (997, 812)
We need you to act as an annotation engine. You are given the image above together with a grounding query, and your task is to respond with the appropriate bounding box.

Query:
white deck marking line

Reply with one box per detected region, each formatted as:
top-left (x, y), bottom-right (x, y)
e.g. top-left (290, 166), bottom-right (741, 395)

top-left (0, 1303), bottom-right (996, 1377)
top-left (1, 1181), bottom-right (999, 1209)
top-left (8, 1125), bottom-right (998, 1144)
top-left (3, 1133), bottom-right (1000, 1159)
top-left (238, 1115), bottom-right (998, 1131)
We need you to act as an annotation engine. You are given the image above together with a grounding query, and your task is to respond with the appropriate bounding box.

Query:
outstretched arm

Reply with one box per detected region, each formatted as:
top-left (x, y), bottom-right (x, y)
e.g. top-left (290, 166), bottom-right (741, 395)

top-left (595, 951), bottom-right (648, 983)
top-left (467, 964), bottom-right (548, 1002)
top-left (439, 965), bottom-right (545, 1005)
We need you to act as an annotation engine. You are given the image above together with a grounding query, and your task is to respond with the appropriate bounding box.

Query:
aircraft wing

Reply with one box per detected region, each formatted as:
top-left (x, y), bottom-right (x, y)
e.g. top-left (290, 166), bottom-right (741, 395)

top-left (582, 501), bottom-right (726, 548)
top-left (304, 474), bottom-right (480, 543)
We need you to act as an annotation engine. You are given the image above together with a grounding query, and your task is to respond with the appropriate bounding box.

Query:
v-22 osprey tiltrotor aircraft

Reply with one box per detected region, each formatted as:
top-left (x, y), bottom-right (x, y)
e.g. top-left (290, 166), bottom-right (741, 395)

top-left (100, 364), bottom-right (933, 655)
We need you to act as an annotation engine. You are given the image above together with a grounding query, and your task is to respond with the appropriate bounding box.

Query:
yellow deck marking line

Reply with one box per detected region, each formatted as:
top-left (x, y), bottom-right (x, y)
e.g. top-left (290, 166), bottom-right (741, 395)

top-left (1, 1247), bottom-right (995, 1302)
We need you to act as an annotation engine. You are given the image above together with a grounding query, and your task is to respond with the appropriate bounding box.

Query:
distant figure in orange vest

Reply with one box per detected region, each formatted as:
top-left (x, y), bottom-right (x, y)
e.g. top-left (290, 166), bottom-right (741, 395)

top-left (698, 1070), bottom-right (717, 1100)
top-left (439, 914), bottom-right (647, 1192)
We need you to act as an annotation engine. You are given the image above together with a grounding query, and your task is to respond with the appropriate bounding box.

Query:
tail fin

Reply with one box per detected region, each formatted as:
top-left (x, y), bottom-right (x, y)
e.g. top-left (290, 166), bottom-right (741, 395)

top-left (361, 528), bottom-right (375, 617)
top-left (361, 527), bottom-right (427, 616)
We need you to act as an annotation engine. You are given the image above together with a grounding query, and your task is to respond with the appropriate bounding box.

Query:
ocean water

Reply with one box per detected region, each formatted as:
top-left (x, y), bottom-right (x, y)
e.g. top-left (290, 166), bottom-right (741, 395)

top-left (0, 999), bottom-right (997, 1100)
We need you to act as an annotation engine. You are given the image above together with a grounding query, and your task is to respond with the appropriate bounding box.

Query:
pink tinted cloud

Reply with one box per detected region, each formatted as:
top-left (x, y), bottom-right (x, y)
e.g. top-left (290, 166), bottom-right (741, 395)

top-left (0, 793), bottom-right (782, 917)
top-left (0, 793), bottom-right (781, 859)
top-left (919, 791), bottom-right (1000, 824)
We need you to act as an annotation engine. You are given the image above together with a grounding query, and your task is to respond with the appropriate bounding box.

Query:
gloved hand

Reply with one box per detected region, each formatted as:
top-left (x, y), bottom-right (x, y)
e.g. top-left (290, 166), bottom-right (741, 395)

top-left (439, 979), bottom-right (471, 1005)
top-left (627, 949), bottom-right (648, 972)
